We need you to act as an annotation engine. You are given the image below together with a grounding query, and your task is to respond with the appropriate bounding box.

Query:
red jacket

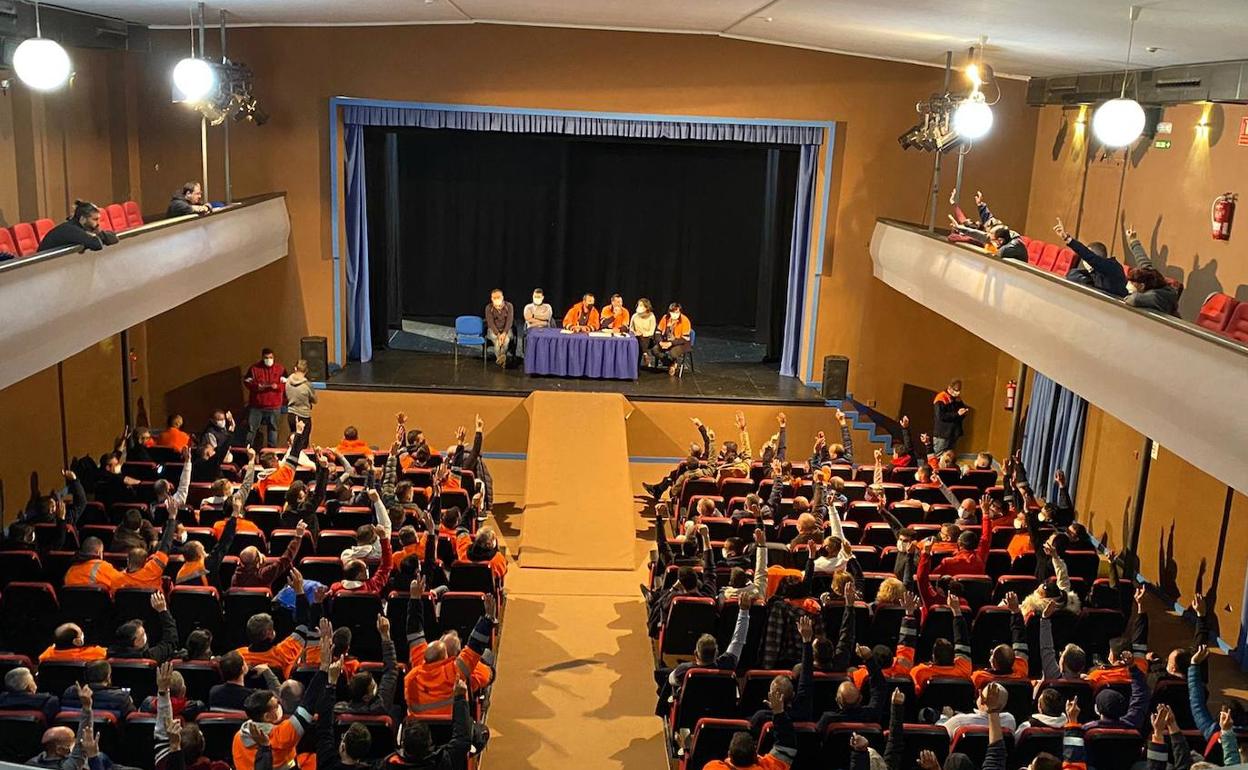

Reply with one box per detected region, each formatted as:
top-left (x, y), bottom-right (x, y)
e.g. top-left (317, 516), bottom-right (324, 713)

top-left (245, 361), bottom-right (286, 409)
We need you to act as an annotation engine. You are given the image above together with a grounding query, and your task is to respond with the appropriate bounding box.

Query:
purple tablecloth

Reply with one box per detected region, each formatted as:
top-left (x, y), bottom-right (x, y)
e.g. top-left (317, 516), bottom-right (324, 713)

top-left (523, 328), bottom-right (639, 380)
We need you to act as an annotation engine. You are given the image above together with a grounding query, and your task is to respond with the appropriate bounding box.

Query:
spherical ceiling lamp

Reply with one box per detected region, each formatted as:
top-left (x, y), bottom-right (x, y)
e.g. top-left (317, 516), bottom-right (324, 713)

top-left (173, 57), bottom-right (216, 102)
top-left (953, 94), bottom-right (994, 140)
top-left (1091, 97), bottom-right (1146, 147)
top-left (13, 36), bottom-right (71, 91)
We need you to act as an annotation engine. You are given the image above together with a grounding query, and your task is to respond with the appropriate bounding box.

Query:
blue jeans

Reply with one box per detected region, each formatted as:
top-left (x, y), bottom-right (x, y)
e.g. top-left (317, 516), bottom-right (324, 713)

top-left (247, 407), bottom-right (282, 449)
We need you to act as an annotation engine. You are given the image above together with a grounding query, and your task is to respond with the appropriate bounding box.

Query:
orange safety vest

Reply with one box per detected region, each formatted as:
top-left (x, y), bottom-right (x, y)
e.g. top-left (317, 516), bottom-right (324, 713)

top-left (65, 558), bottom-right (123, 592)
top-left (404, 642), bottom-right (492, 717)
top-left (114, 552), bottom-right (169, 590)
top-left (39, 644), bottom-right (107, 663)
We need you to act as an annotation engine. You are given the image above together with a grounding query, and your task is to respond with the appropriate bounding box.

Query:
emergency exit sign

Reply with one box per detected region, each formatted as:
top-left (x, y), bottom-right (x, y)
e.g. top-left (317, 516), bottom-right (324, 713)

top-left (1154, 139), bottom-right (1171, 150)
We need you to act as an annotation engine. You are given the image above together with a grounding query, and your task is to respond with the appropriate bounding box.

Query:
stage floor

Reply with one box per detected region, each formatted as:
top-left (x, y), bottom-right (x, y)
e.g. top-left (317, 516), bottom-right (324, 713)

top-left (326, 348), bottom-right (824, 405)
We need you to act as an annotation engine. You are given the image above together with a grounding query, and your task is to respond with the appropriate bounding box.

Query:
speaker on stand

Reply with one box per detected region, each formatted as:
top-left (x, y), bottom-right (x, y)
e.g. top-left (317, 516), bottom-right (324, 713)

top-left (821, 355), bottom-right (849, 401)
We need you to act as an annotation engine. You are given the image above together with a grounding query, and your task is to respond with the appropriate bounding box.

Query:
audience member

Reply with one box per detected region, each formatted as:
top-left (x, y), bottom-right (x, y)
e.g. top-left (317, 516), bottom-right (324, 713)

top-left (38, 200), bottom-right (119, 252)
top-left (285, 359), bottom-right (317, 437)
top-left (167, 181), bottom-right (213, 217)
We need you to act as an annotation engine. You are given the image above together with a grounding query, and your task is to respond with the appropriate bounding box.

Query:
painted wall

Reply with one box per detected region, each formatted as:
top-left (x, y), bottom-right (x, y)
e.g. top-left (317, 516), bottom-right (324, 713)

top-left (1024, 103), bottom-right (1248, 642)
top-left (128, 23), bottom-right (1037, 451)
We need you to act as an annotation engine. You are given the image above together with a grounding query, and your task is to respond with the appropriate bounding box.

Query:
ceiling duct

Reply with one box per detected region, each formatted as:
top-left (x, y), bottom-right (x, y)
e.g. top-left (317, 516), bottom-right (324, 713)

top-left (1028, 59), bottom-right (1248, 106)
top-left (0, 0), bottom-right (148, 69)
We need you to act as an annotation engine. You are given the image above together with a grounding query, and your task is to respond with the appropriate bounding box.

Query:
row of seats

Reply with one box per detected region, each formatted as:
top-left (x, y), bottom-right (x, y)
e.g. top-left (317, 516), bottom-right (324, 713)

top-left (0, 201), bottom-right (143, 258)
top-left (682, 717), bottom-right (1238, 770)
top-left (1, 581), bottom-right (494, 661)
top-left (1019, 236), bottom-right (1079, 276)
top-left (657, 596), bottom-right (1128, 673)
top-left (1196, 291), bottom-right (1248, 342)
top-left (0, 707), bottom-right (439, 768)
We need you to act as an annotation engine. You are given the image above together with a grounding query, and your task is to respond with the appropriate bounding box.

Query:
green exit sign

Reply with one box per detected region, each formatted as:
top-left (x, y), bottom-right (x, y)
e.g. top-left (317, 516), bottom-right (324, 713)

top-left (1154, 139), bottom-right (1172, 150)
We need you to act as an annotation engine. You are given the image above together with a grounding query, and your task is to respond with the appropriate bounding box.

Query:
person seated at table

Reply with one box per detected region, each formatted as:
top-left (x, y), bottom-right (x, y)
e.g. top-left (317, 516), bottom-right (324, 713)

top-left (600, 294), bottom-right (631, 332)
top-left (655, 302), bottom-right (692, 376)
top-left (562, 293), bottom-right (600, 332)
top-left (630, 298), bottom-right (659, 367)
top-left (520, 287), bottom-right (553, 357)
top-left (484, 288), bottom-right (514, 367)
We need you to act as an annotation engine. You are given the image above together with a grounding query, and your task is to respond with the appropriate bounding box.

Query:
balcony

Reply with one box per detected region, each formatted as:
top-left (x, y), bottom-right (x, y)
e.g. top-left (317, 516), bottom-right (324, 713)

top-left (0, 193), bottom-right (290, 390)
top-left (869, 218), bottom-right (1248, 495)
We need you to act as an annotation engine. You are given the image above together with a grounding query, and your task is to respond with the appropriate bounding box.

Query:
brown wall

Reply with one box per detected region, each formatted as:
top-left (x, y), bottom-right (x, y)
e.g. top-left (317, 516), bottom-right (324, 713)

top-left (1025, 103), bottom-right (1248, 318)
top-left (1025, 102), bottom-right (1248, 642)
top-left (127, 24), bottom-right (1037, 452)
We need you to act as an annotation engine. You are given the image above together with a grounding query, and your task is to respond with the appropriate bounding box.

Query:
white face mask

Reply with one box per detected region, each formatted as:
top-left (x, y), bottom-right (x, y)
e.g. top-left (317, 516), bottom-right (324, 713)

top-left (532, 295), bottom-right (543, 305)
top-left (492, 298), bottom-right (503, 308)
top-left (949, 389), bottom-right (961, 398)
top-left (176, 531), bottom-right (188, 544)
top-left (263, 357), bottom-right (274, 367)
top-left (214, 419), bottom-right (226, 429)
top-left (635, 306), bottom-right (645, 314)
top-left (670, 313), bottom-right (680, 321)
top-left (721, 548), bottom-right (731, 560)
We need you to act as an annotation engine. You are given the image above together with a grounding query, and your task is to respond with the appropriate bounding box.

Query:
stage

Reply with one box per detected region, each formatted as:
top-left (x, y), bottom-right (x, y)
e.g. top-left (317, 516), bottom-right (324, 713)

top-left (325, 347), bottom-right (824, 405)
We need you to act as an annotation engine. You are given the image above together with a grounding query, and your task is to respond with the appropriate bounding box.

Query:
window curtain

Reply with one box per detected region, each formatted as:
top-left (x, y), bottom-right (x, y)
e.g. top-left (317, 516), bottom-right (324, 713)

top-left (780, 144), bottom-right (817, 378)
top-left (1020, 372), bottom-right (1088, 501)
top-left (344, 124), bottom-right (372, 362)
top-left (340, 103), bottom-right (825, 365)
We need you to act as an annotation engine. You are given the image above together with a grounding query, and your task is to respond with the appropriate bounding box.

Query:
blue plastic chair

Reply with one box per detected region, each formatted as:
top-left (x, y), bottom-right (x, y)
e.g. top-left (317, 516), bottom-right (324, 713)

top-left (454, 316), bottom-right (487, 364)
top-left (677, 329), bottom-right (697, 377)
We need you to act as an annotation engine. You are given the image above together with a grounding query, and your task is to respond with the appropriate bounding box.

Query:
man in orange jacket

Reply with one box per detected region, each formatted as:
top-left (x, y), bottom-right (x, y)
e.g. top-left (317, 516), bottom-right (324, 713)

top-left (235, 568), bottom-right (318, 678)
top-left (655, 302), bottom-right (693, 376)
top-left (233, 618), bottom-right (330, 770)
top-left (599, 293), bottom-right (631, 331)
top-left (64, 537), bottom-right (123, 592)
top-left (38, 623), bottom-right (107, 663)
top-left (114, 507), bottom-right (179, 590)
top-left (404, 576), bottom-right (496, 717)
top-left (562, 293), bottom-right (600, 332)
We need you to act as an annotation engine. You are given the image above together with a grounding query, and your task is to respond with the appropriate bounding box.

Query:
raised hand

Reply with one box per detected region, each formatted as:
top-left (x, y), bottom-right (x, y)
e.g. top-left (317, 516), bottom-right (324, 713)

top-left (482, 594), bottom-right (498, 621)
top-left (396, 411), bottom-right (408, 426)
top-left (288, 566), bottom-right (304, 594)
top-left (80, 724), bottom-right (99, 758)
top-left (1192, 592), bottom-right (1207, 617)
top-left (1134, 584), bottom-right (1146, 610)
top-left (918, 750), bottom-right (941, 770)
top-left (79, 683), bottom-right (93, 710)
top-left (328, 655), bottom-right (344, 683)
top-left (891, 687), bottom-right (905, 705)
top-left (295, 417), bottom-right (306, 435)
top-left (691, 417), bottom-right (703, 429)
top-left (1192, 644), bottom-right (1210, 665)
top-left (1005, 591), bottom-right (1020, 614)
top-left (777, 412), bottom-right (787, 428)
top-left (849, 733), bottom-right (869, 752)
top-left (1065, 697), bottom-right (1080, 723)
top-left (974, 190), bottom-right (984, 206)
top-left (734, 411), bottom-right (747, 431)
top-left (835, 409), bottom-right (847, 427)
top-left (246, 722), bottom-right (270, 746)
top-left (842, 581), bottom-right (858, 605)
top-left (475, 414), bottom-right (484, 433)
top-left (1053, 217), bottom-right (1070, 241)
top-left (1220, 705), bottom-right (1235, 733)
top-left (900, 592), bottom-right (921, 613)
top-left (156, 661), bottom-right (174, 692)
top-left (899, 415), bottom-right (909, 429)
top-left (454, 677), bottom-right (469, 699)
top-left (771, 459), bottom-right (783, 476)
top-left (753, 527), bottom-right (766, 546)
top-left (410, 576), bottom-right (426, 598)
top-left (1054, 469), bottom-right (1066, 487)
top-left (151, 591), bottom-right (168, 613)
top-left (797, 615), bottom-right (814, 644)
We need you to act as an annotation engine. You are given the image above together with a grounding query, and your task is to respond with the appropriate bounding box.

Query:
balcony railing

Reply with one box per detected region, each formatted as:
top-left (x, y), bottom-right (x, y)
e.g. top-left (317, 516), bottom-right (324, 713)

top-left (869, 218), bottom-right (1247, 495)
top-left (0, 192), bottom-right (290, 391)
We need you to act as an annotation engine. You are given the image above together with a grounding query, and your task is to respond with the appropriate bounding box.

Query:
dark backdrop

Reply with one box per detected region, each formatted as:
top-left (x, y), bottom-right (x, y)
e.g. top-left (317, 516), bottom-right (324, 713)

top-left (365, 127), bottom-right (797, 352)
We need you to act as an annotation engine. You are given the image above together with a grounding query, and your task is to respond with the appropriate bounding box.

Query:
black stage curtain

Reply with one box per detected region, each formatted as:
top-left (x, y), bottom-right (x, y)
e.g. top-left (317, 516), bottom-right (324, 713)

top-left (366, 127), bottom-right (797, 347)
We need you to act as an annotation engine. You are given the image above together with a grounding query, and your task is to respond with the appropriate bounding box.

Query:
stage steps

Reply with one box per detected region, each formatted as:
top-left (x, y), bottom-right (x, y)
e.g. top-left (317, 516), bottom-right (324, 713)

top-left (518, 391), bottom-right (637, 570)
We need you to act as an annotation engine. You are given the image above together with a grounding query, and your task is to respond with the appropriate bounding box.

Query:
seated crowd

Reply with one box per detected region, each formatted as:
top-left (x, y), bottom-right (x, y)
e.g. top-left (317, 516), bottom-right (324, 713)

top-left (946, 190), bottom-right (1184, 319)
top-left (0, 409), bottom-right (508, 770)
top-left (641, 409), bottom-right (1241, 770)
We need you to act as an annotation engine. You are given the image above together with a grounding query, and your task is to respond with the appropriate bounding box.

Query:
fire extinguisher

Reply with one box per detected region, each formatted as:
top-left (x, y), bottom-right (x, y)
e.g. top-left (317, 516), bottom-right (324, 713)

top-left (1212, 192), bottom-right (1237, 241)
top-left (1004, 379), bottom-right (1016, 411)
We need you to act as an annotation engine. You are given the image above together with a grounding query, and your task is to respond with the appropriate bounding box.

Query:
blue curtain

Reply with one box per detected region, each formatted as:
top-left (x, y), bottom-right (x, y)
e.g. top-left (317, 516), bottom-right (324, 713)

top-left (344, 124), bottom-right (373, 362)
top-left (1020, 372), bottom-right (1088, 501)
top-left (341, 105), bottom-right (823, 145)
top-left (781, 145), bottom-right (817, 378)
top-left (340, 103), bottom-right (827, 366)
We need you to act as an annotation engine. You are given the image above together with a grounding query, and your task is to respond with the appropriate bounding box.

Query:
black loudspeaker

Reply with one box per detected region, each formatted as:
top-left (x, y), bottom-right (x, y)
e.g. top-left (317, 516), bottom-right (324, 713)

top-left (821, 355), bottom-right (849, 401)
top-left (300, 336), bottom-right (328, 381)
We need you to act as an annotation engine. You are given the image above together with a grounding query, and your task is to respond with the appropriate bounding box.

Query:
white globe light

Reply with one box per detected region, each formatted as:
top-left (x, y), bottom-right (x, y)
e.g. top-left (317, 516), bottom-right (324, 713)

top-left (173, 57), bottom-right (216, 102)
top-left (1092, 98), bottom-right (1146, 148)
top-left (12, 37), bottom-right (71, 91)
top-left (952, 96), bottom-right (994, 140)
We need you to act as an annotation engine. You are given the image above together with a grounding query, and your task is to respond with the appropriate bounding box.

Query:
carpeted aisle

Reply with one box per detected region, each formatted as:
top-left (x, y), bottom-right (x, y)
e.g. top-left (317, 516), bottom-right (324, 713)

top-left (484, 463), bottom-right (668, 770)
top-left (519, 391), bottom-right (636, 570)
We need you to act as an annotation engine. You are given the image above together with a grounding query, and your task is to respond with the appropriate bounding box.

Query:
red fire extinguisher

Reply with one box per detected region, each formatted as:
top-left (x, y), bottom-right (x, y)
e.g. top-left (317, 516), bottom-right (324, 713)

top-left (1004, 379), bottom-right (1016, 411)
top-left (1211, 192), bottom-right (1237, 241)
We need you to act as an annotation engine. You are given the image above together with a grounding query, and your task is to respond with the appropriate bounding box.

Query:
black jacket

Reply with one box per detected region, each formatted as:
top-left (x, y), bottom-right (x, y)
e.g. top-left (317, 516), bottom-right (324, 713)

top-left (208, 682), bottom-right (257, 711)
top-left (61, 684), bottom-right (134, 717)
top-left (380, 694), bottom-right (472, 770)
top-left (38, 218), bottom-right (119, 252)
top-left (0, 691), bottom-right (60, 721)
top-left (107, 608), bottom-right (180, 663)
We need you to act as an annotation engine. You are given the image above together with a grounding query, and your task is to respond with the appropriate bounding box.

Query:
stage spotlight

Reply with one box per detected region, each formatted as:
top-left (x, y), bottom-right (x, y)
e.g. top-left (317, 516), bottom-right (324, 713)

top-left (1092, 97), bottom-right (1145, 148)
top-left (952, 92), bottom-right (993, 140)
top-left (13, 36), bottom-right (71, 91)
top-left (173, 57), bottom-right (216, 102)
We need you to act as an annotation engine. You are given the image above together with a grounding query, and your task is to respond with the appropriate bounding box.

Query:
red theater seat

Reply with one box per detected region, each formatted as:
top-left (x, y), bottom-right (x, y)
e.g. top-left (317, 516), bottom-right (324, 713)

top-left (122, 200), bottom-right (144, 228)
top-left (1222, 302), bottom-right (1248, 342)
top-left (1026, 238), bottom-right (1046, 264)
top-left (34, 218), bottom-right (55, 240)
top-left (97, 207), bottom-right (115, 231)
top-left (0, 227), bottom-right (16, 256)
top-left (1052, 246), bottom-right (1076, 274)
top-left (1197, 292), bottom-right (1239, 333)
top-left (1036, 242), bottom-right (1060, 272)
top-left (12, 222), bottom-right (39, 255)
top-left (105, 203), bottom-right (127, 232)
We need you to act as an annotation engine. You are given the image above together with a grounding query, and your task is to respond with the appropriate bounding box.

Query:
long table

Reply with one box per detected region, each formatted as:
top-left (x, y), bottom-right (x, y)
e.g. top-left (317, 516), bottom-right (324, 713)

top-left (523, 327), bottom-right (639, 380)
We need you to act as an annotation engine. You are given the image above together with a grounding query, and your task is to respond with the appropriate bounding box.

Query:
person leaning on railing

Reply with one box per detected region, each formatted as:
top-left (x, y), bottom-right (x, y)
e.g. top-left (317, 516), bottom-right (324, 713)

top-left (38, 200), bottom-right (119, 252)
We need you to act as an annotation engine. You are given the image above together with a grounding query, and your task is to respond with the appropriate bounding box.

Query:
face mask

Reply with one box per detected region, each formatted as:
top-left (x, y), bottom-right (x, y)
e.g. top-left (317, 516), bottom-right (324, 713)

top-left (721, 548), bottom-right (731, 560)
top-left (263, 358), bottom-right (274, 367)
top-left (176, 531), bottom-right (188, 544)
top-left (670, 313), bottom-right (680, 321)
top-left (897, 539), bottom-right (911, 553)
top-left (492, 299), bottom-right (503, 308)
top-left (949, 389), bottom-right (961, 398)
top-left (532, 295), bottom-right (542, 305)
top-left (215, 419), bottom-right (226, 429)
top-left (635, 306), bottom-right (645, 314)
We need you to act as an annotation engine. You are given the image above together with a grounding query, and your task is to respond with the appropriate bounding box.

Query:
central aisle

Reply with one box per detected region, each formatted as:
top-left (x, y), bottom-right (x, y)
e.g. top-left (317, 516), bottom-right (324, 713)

top-left (484, 464), bottom-right (667, 770)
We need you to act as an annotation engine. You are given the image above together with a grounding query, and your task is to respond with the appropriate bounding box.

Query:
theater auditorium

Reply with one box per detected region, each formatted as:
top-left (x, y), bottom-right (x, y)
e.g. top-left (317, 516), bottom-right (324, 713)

top-left (0, 2), bottom-right (1246, 770)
